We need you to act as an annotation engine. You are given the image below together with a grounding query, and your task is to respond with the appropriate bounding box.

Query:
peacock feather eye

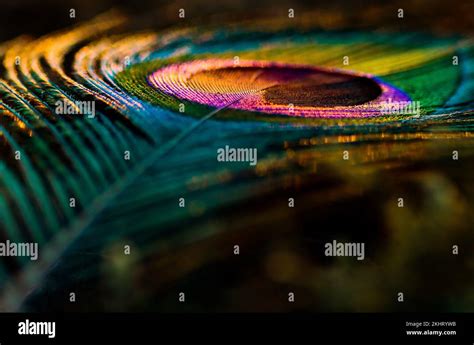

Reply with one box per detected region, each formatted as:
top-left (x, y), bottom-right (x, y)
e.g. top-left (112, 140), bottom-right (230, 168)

top-left (146, 59), bottom-right (408, 118)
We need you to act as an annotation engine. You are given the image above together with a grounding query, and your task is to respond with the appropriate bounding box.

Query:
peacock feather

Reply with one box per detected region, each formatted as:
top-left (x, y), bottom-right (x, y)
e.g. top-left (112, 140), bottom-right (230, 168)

top-left (1, 6), bottom-right (473, 312)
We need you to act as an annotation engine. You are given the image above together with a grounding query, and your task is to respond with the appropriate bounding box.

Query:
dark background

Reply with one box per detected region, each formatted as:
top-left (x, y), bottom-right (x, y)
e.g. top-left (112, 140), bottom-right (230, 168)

top-left (0, 0), bottom-right (473, 42)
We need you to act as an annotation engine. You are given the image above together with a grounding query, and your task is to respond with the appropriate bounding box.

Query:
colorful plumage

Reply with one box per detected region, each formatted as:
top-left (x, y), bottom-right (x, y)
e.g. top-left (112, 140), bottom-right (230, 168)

top-left (0, 8), bottom-right (473, 312)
